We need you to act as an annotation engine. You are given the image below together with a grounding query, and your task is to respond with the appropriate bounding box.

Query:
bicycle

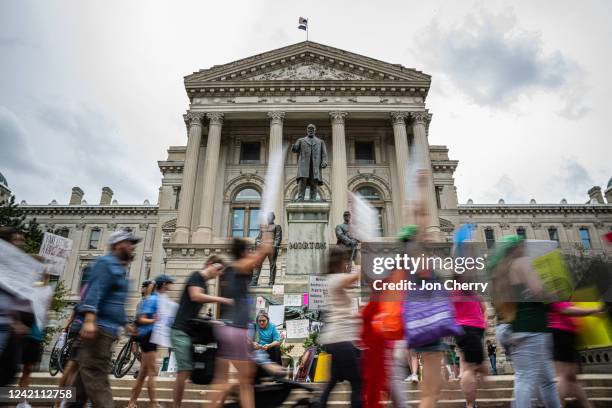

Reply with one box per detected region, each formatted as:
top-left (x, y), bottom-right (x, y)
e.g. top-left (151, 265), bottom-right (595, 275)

top-left (48, 334), bottom-right (65, 376)
top-left (112, 336), bottom-right (140, 378)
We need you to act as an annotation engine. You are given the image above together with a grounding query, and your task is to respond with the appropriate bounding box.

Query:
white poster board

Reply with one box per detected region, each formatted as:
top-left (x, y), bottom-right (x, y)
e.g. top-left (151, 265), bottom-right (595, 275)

top-left (286, 319), bottom-right (310, 339)
top-left (283, 294), bottom-right (302, 307)
top-left (0, 239), bottom-right (47, 326)
top-left (272, 284), bottom-right (285, 295)
top-left (38, 232), bottom-right (73, 276)
top-left (308, 275), bottom-right (328, 311)
top-left (256, 296), bottom-right (267, 311)
top-left (268, 304), bottom-right (285, 326)
top-left (151, 293), bottom-right (178, 347)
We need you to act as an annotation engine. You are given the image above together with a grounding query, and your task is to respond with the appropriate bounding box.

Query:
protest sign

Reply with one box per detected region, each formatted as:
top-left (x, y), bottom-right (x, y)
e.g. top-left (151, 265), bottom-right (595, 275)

top-left (151, 293), bottom-right (178, 347)
top-left (308, 275), bottom-right (328, 311)
top-left (272, 284), bottom-right (285, 295)
top-left (283, 294), bottom-right (302, 307)
top-left (268, 304), bottom-right (285, 326)
top-left (256, 296), bottom-right (267, 310)
top-left (286, 319), bottom-right (310, 338)
top-left (38, 232), bottom-right (73, 276)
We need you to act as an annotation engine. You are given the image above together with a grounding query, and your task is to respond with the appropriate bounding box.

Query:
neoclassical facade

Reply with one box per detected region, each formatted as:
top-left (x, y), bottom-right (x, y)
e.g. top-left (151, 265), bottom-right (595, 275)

top-left (8, 41), bottom-right (612, 308)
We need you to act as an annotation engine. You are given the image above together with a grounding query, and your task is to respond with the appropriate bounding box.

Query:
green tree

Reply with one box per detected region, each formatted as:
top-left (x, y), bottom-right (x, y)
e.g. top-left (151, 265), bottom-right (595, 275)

top-left (1, 194), bottom-right (48, 253)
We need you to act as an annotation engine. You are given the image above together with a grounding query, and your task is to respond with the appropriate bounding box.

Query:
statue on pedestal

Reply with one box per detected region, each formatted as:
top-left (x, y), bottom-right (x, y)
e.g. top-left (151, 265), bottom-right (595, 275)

top-left (292, 124), bottom-right (328, 201)
top-left (250, 212), bottom-right (282, 286)
top-left (335, 211), bottom-right (359, 263)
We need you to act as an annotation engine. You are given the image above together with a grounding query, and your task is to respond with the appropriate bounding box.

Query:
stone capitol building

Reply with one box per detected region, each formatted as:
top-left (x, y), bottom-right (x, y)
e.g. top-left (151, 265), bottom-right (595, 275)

top-left (5, 42), bottom-right (612, 326)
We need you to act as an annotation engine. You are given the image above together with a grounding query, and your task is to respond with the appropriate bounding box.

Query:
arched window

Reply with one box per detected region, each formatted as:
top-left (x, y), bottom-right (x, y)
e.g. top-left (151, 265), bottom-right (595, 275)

top-left (231, 187), bottom-right (261, 238)
top-left (355, 186), bottom-right (384, 237)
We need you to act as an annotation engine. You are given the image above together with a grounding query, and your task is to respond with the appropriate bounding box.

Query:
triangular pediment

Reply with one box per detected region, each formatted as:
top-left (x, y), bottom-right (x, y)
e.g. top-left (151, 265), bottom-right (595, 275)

top-left (185, 41), bottom-right (430, 85)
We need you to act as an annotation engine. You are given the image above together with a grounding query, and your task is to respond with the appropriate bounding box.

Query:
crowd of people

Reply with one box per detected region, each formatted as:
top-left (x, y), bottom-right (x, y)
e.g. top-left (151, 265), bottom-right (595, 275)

top-left (1, 168), bottom-right (611, 408)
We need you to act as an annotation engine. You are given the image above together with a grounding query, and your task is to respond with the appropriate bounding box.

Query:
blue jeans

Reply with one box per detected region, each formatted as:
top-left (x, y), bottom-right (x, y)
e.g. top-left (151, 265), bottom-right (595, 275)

top-left (511, 332), bottom-right (561, 408)
top-left (489, 354), bottom-right (498, 375)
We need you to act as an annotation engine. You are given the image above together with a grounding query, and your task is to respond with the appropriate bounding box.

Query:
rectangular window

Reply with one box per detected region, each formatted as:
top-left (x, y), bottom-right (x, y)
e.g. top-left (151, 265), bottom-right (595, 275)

top-left (435, 186), bottom-right (442, 209)
top-left (240, 142), bottom-right (261, 164)
top-left (248, 208), bottom-right (260, 238)
top-left (231, 209), bottom-right (245, 237)
top-left (375, 207), bottom-right (384, 237)
top-left (516, 227), bottom-right (527, 239)
top-left (548, 228), bottom-right (559, 242)
top-left (579, 227), bottom-right (591, 249)
top-left (484, 228), bottom-right (495, 249)
top-left (174, 187), bottom-right (181, 210)
top-left (355, 141), bottom-right (375, 164)
top-left (88, 229), bottom-right (101, 249)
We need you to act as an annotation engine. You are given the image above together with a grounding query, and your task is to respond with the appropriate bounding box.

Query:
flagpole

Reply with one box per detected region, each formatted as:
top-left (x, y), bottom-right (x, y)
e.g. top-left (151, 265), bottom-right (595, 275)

top-left (307, 22), bottom-right (309, 41)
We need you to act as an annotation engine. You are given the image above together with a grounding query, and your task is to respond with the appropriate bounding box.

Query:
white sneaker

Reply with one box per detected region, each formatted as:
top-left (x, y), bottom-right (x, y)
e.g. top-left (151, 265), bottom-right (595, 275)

top-left (16, 401), bottom-right (32, 408)
top-left (411, 374), bottom-right (419, 383)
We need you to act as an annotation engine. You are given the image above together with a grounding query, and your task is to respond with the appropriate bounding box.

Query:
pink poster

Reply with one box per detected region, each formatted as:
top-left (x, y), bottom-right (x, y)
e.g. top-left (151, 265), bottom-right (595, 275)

top-left (302, 293), bottom-right (309, 305)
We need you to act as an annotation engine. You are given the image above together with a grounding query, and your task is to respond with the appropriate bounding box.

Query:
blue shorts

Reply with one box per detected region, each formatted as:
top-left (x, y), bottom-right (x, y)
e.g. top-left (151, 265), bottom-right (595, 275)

top-left (414, 340), bottom-right (448, 353)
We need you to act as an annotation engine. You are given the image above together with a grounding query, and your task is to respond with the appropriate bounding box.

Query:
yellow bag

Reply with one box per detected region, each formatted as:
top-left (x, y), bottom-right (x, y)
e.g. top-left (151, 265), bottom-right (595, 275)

top-left (313, 352), bottom-right (331, 382)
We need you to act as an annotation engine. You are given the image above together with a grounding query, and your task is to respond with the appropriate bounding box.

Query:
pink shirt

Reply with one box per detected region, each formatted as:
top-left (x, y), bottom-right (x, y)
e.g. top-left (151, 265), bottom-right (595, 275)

top-left (452, 291), bottom-right (486, 329)
top-left (548, 302), bottom-right (577, 332)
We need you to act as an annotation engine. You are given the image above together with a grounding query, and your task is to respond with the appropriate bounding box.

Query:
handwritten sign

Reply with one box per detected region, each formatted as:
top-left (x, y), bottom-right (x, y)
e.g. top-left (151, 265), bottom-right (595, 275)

top-left (272, 284), bottom-right (285, 295)
top-left (286, 319), bottom-right (310, 339)
top-left (283, 294), bottom-right (302, 307)
top-left (39, 232), bottom-right (73, 276)
top-left (308, 275), bottom-right (328, 311)
top-left (268, 304), bottom-right (285, 326)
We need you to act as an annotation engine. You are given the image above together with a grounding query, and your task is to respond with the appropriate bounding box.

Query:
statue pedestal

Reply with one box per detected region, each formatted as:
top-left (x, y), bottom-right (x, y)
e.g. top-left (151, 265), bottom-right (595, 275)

top-left (285, 202), bottom-right (330, 276)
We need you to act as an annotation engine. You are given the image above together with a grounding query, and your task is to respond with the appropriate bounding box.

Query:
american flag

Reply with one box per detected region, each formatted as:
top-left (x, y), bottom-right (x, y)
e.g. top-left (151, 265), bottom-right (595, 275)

top-left (298, 17), bottom-right (308, 31)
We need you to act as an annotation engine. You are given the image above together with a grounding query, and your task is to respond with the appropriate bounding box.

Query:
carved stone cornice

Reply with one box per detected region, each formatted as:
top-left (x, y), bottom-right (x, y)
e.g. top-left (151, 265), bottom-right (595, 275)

top-left (158, 161), bottom-right (184, 175)
top-left (20, 205), bottom-right (159, 217)
top-left (184, 112), bottom-right (205, 128)
top-left (329, 111), bottom-right (348, 125)
top-left (458, 204), bottom-right (612, 216)
top-left (389, 111), bottom-right (409, 125)
top-left (206, 112), bottom-right (224, 126)
top-left (411, 111), bottom-right (431, 126)
top-left (266, 111), bottom-right (285, 125)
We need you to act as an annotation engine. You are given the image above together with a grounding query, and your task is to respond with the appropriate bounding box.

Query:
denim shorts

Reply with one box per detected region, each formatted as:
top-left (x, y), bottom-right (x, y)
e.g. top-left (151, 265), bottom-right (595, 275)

top-left (414, 339), bottom-right (448, 353)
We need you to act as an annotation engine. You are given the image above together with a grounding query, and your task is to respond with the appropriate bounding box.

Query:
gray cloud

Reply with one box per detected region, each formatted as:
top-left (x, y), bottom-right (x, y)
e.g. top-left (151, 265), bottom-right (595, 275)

top-left (0, 106), bottom-right (43, 175)
top-left (414, 8), bottom-right (588, 117)
top-left (484, 174), bottom-right (527, 203)
top-left (559, 158), bottom-right (594, 200)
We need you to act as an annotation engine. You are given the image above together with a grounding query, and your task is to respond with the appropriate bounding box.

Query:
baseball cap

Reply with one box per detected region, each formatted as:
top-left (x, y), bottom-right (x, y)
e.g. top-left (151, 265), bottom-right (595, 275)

top-left (107, 229), bottom-right (141, 246)
top-left (154, 274), bottom-right (175, 286)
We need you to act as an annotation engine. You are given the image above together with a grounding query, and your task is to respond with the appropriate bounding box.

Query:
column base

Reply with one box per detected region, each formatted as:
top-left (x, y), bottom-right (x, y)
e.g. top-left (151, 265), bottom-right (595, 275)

top-left (171, 228), bottom-right (190, 244)
top-left (192, 227), bottom-right (213, 244)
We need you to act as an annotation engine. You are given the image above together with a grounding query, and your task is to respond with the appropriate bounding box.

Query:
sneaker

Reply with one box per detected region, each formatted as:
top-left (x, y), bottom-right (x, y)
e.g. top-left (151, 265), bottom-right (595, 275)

top-left (411, 374), bottom-right (419, 383)
top-left (16, 401), bottom-right (32, 408)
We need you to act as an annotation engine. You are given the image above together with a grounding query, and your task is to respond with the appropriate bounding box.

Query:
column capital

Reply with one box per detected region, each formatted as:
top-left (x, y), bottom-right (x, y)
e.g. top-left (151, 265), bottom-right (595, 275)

top-left (389, 111), bottom-right (410, 125)
top-left (206, 112), bottom-right (224, 126)
top-left (184, 111), bottom-right (206, 127)
top-left (410, 111), bottom-right (432, 126)
top-left (267, 111), bottom-right (285, 125)
top-left (329, 111), bottom-right (348, 125)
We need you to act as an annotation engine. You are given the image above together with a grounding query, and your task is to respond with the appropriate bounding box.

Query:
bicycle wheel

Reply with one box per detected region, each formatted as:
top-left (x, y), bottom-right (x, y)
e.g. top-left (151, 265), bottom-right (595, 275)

top-left (113, 339), bottom-right (137, 378)
top-left (48, 338), bottom-right (61, 376)
top-left (58, 338), bottom-right (73, 373)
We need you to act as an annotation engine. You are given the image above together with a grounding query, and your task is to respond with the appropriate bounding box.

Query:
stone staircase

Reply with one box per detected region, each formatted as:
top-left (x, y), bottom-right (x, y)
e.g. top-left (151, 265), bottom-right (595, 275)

top-left (22, 372), bottom-right (612, 407)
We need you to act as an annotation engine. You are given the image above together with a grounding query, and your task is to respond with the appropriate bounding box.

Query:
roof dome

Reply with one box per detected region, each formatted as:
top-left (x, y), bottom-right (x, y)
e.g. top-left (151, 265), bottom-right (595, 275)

top-left (0, 172), bottom-right (7, 188)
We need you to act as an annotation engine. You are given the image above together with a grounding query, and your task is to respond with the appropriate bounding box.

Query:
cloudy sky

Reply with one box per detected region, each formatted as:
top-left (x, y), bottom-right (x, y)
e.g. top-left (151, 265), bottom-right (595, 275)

top-left (1, 0), bottom-right (610, 206)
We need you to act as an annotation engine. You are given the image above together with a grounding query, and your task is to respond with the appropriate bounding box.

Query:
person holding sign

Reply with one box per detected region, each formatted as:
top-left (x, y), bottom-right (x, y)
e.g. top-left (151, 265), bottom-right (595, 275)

top-left (127, 275), bottom-right (174, 408)
top-left (252, 311), bottom-right (282, 364)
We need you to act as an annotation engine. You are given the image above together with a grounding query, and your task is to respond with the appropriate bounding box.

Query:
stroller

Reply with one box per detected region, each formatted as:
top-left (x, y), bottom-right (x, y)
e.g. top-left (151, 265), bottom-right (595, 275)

top-left (186, 318), bottom-right (317, 408)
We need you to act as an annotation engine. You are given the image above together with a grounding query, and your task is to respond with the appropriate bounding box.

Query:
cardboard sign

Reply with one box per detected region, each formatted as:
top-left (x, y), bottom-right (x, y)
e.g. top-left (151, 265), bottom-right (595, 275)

top-left (283, 294), bottom-right (302, 307)
top-left (151, 293), bottom-right (178, 347)
top-left (308, 275), bottom-right (328, 311)
top-left (39, 232), bottom-right (73, 276)
top-left (268, 304), bottom-right (285, 326)
top-left (256, 296), bottom-right (267, 310)
top-left (286, 319), bottom-right (310, 338)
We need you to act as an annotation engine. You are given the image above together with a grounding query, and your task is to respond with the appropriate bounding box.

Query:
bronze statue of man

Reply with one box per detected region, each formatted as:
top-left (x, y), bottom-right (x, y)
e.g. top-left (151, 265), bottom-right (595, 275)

top-left (292, 124), bottom-right (328, 201)
top-left (335, 211), bottom-right (359, 262)
top-left (250, 212), bottom-right (282, 286)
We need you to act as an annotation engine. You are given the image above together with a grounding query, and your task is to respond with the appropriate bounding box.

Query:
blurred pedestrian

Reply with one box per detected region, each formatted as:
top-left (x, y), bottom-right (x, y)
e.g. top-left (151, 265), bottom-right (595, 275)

top-left (489, 236), bottom-right (560, 408)
top-left (68, 229), bottom-right (140, 408)
top-left (127, 275), bottom-right (174, 408)
top-left (319, 247), bottom-right (361, 408)
top-left (171, 256), bottom-right (231, 408)
top-left (486, 340), bottom-right (497, 375)
top-left (549, 301), bottom-right (603, 408)
top-left (206, 238), bottom-right (271, 408)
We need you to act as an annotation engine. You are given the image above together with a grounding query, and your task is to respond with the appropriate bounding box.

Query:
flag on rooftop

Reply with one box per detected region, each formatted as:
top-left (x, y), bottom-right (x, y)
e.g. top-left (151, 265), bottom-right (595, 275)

top-left (298, 17), bottom-right (308, 31)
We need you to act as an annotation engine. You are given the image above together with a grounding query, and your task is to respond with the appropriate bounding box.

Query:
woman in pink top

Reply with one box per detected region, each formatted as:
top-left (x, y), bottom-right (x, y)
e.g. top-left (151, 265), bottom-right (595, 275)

top-left (549, 301), bottom-right (603, 408)
top-left (452, 291), bottom-right (487, 408)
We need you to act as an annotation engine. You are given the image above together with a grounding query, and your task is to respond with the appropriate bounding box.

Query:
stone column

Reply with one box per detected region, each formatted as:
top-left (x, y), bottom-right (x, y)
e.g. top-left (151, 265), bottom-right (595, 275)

top-left (172, 112), bottom-right (205, 243)
top-left (193, 112), bottom-right (224, 244)
top-left (411, 112), bottom-right (440, 237)
top-left (267, 111), bottom-right (285, 227)
top-left (390, 111), bottom-right (410, 227)
top-left (329, 111), bottom-right (348, 242)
